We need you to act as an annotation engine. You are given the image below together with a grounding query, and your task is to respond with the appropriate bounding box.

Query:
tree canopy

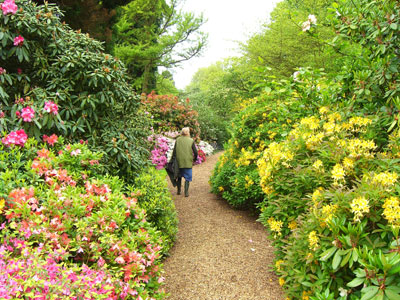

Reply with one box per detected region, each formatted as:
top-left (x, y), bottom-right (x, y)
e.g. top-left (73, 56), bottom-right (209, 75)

top-left (113, 0), bottom-right (208, 93)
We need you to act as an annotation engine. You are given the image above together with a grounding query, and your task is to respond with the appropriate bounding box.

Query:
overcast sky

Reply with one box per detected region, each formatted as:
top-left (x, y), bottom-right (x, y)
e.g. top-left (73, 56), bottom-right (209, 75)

top-left (171, 0), bottom-right (281, 89)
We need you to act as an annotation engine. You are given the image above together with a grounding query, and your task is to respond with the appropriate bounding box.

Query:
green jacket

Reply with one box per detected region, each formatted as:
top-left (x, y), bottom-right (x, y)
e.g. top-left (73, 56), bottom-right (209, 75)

top-left (173, 136), bottom-right (198, 168)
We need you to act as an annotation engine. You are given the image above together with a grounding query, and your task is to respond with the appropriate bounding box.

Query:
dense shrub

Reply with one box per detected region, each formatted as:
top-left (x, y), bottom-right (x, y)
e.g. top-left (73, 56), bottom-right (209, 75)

top-left (141, 92), bottom-right (201, 140)
top-left (0, 137), bottom-right (167, 299)
top-left (132, 167), bottom-right (178, 253)
top-left (0, 0), bottom-right (151, 181)
top-left (210, 69), bottom-right (337, 209)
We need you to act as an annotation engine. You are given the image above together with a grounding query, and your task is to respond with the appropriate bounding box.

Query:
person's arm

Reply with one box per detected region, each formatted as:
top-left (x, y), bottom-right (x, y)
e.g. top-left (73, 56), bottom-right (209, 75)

top-left (171, 141), bottom-right (177, 162)
top-left (192, 142), bottom-right (198, 162)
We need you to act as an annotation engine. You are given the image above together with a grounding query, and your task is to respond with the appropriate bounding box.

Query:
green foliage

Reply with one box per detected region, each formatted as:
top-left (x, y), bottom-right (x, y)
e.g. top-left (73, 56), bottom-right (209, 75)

top-left (113, 0), bottom-right (207, 93)
top-left (131, 167), bottom-right (178, 253)
top-left (240, 0), bottom-right (338, 80)
top-left (331, 0), bottom-right (400, 109)
top-left (0, 0), bottom-right (151, 182)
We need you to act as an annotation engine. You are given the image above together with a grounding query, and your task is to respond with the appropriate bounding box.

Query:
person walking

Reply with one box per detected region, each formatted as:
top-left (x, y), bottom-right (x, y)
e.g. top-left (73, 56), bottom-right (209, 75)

top-left (172, 127), bottom-right (198, 197)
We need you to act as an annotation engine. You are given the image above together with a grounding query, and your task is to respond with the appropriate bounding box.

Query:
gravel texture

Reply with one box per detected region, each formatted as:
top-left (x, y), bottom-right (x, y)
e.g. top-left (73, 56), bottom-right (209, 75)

top-left (163, 152), bottom-right (285, 300)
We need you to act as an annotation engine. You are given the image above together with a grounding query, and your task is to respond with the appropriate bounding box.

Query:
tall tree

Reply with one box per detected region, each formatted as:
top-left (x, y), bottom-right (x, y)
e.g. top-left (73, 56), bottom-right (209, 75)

top-left (240, 0), bottom-right (338, 79)
top-left (37, 0), bottom-right (124, 44)
top-left (113, 0), bottom-right (207, 93)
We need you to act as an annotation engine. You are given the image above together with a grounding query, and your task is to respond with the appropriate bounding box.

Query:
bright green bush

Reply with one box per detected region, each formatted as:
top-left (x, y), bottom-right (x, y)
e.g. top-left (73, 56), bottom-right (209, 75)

top-left (0, 0), bottom-right (151, 182)
top-left (131, 167), bottom-right (178, 253)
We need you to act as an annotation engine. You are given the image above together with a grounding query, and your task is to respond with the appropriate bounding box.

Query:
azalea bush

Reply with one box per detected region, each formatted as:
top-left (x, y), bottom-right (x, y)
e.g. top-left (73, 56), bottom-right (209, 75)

top-left (210, 68), bottom-right (337, 208)
top-left (132, 167), bottom-right (178, 253)
top-left (259, 108), bottom-right (400, 300)
top-left (0, 137), bottom-right (168, 299)
top-left (0, 0), bottom-right (151, 182)
top-left (148, 133), bottom-right (215, 169)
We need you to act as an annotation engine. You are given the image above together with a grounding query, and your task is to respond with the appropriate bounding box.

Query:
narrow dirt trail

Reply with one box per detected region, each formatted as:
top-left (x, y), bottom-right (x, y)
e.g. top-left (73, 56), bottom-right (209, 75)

top-left (163, 152), bottom-right (285, 300)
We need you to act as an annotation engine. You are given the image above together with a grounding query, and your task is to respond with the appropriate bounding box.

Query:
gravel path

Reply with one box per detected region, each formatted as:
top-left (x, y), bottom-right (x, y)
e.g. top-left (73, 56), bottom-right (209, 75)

top-left (163, 152), bottom-right (285, 300)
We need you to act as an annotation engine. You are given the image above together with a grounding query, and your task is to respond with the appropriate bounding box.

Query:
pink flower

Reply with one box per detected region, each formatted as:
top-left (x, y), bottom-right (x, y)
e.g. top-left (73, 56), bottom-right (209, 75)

top-left (44, 101), bottom-right (58, 115)
top-left (0, 67), bottom-right (5, 75)
top-left (2, 129), bottom-right (28, 147)
top-left (115, 256), bottom-right (125, 264)
top-left (20, 106), bottom-right (35, 122)
top-left (13, 35), bottom-right (24, 46)
top-left (1, 0), bottom-right (18, 15)
top-left (71, 149), bottom-right (81, 156)
top-left (43, 134), bottom-right (58, 146)
top-left (0, 111), bottom-right (4, 118)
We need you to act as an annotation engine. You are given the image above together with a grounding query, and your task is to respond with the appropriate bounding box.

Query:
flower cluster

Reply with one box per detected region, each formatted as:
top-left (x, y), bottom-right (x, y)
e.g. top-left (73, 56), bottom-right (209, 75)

top-left (350, 196), bottom-right (370, 222)
top-left (0, 0), bottom-right (17, 15)
top-left (13, 35), bottom-right (24, 46)
top-left (150, 136), bottom-right (170, 169)
top-left (382, 196), bottom-right (400, 227)
top-left (44, 101), bottom-right (59, 114)
top-left (302, 14), bottom-right (317, 32)
top-left (20, 106), bottom-right (35, 122)
top-left (1, 129), bottom-right (27, 147)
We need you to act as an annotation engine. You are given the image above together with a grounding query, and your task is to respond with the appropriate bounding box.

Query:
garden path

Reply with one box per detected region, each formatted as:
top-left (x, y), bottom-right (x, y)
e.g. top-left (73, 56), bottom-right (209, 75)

top-left (163, 152), bottom-right (285, 300)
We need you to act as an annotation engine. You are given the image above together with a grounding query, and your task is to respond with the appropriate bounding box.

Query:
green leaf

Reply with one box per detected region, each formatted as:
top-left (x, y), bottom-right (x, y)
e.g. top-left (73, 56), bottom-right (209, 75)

top-left (347, 277), bottom-right (364, 288)
top-left (360, 286), bottom-right (379, 300)
top-left (320, 247), bottom-right (337, 261)
top-left (385, 289), bottom-right (400, 300)
top-left (332, 250), bottom-right (342, 269)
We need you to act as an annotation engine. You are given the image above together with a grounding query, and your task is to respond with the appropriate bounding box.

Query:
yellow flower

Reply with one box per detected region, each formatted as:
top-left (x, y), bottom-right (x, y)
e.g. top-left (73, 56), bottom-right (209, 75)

top-left (312, 160), bottom-right (323, 171)
top-left (218, 186), bottom-right (224, 192)
top-left (321, 204), bottom-right (338, 223)
top-left (319, 106), bottom-right (329, 114)
top-left (288, 220), bottom-right (297, 230)
top-left (279, 277), bottom-right (285, 286)
top-left (0, 198), bottom-right (4, 214)
top-left (383, 196), bottom-right (400, 227)
top-left (312, 188), bottom-right (324, 203)
top-left (331, 164), bottom-right (346, 182)
top-left (342, 157), bottom-right (354, 170)
top-left (302, 291), bottom-right (311, 300)
top-left (350, 196), bottom-right (370, 222)
top-left (268, 217), bottom-right (283, 236)
top-left (300, 116), bottom-right (320, 130)
top-left (308, 231), bottom-right (319, 251)
top-left (372, 171), bottom-right (398, 190)
top-left (275, 260), bottom-right (284, 271)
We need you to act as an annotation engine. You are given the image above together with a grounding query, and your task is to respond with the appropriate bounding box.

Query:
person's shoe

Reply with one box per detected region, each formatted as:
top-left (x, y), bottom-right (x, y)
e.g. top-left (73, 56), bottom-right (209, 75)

top-left (177, 178), bottom-right (182, 195)
top-left (184, 181), bottom-right (190, 197)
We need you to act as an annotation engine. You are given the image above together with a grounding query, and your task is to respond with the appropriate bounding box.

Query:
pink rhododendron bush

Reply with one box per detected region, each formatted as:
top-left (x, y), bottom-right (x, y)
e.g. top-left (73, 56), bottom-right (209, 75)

top-left (0, 137), bottom-right (167, 299)
top-left (0, 0), bottom-right (152, 182)
top-left (148, 133), bottom-right (214, 169)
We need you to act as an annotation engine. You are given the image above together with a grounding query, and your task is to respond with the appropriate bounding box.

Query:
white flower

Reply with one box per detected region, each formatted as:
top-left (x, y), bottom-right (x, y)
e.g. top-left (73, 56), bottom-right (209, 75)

top-left (302, 15), bottom-right (317, 32)
top-left (339, 287), bottom-right (348, 297)
top-left (302, 20), bottom-right (311, 31)
top-left (293, 71), bottom-right (300, 82)
top-left (308, 14), bottom-right (317, 25)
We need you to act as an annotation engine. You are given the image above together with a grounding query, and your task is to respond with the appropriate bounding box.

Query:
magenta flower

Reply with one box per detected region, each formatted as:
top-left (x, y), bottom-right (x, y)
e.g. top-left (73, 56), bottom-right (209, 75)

top-left (13, 35), bottom-right (24, 46)
top-left (2, 129), bottom-right (28, 147)
top-left (20, 106), bottom-right (35, 122)
top-left (1, 0), bottom-right (18, 15)
top-left (44, 101), bottom-right (58, 115)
